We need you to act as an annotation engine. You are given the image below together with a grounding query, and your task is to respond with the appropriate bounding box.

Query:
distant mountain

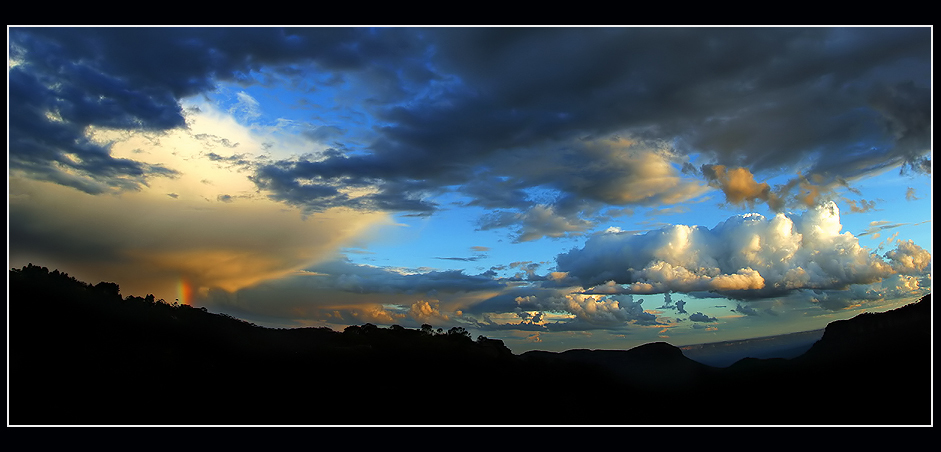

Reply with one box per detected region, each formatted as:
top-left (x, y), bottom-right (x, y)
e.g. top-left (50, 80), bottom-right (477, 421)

top-left (680, 329), bottom-right (825, 368)
top-left (8, 264), bottom-right (931, 425)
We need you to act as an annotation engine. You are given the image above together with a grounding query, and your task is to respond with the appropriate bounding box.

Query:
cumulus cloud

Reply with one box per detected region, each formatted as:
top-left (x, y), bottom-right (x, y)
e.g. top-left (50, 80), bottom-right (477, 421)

top-left (470, 312), bottom-right (549, 332)
top-left (676, 299), bottom-right (688, 314)
top-left (734, 304), bottom-right (760, 316)
top-left (408, 300), bottom-right (451, 324)
top-left (689, 312), bottom-right (718, 322)
top-left (556, 201), bottom-right (926, 299)
top-left (881, 274), bottom-right (923, 296)
top-left (884, 239), bottom-right (932, 274)
top-left (561, 294), bottom-right (660, 327)
top-left (469, 289), bottom-right (661, 330)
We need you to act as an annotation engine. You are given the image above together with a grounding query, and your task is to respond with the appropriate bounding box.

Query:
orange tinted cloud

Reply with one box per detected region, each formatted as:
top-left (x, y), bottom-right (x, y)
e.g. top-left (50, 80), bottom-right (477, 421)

top-left (701, 164), bottom-right (781, 209)
top-left (9, 175), bottom-right (393, 302)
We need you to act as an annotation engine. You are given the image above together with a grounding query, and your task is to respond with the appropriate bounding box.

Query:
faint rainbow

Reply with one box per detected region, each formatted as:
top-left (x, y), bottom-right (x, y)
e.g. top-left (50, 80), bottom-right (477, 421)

top-left (177, 277), bottom-right (193, 305)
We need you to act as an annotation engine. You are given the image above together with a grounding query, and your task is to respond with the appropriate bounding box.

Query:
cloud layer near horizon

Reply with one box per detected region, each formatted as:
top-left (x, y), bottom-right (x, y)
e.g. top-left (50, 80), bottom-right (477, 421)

top-left (195, 202), bottom-right (929, 335)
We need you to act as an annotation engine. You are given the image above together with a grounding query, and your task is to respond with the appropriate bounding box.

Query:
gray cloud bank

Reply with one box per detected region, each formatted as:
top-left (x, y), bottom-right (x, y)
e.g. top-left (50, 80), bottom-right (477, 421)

top-left (9, 27), bottom-right (931, 238)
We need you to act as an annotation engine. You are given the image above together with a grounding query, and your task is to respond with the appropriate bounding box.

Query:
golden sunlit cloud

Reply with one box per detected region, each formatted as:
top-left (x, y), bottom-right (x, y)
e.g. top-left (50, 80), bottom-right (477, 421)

top-left (409, 299), bottom-right (450, 323)
top-left (9, 171), bottom-right (393, 304)
top-left (581, 137), bottom-right (710, 206)
top-left (10, 97), bottom-right (391, 303)
top-left (702, 164), bottom-right (782, 210)
top-left (8, 91), bottom-right (403, 302)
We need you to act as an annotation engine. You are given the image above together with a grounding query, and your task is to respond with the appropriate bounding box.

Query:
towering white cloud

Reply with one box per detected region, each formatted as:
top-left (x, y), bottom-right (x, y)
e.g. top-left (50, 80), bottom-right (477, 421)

top-left (557, 202), bottom-right (928, 299)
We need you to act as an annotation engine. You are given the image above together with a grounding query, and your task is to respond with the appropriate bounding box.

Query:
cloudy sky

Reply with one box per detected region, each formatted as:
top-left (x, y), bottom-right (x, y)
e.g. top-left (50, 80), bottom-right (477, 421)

top-left (8, 26), bottom-right (932, 353)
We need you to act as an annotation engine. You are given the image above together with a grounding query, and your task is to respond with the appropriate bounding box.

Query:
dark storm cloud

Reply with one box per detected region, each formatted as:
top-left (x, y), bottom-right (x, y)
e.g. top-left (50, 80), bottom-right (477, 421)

top-left (12, 27), bottom-right (930, 226)
top-left (8, 27), bottom-right (431, 196)
top-left (424, 27), bottom-right (930, 175)
top-left (251, 27), bottom-right (929, 229)
top-left (249, 162), bottom-right (347, 210)
top-left (249, 158), bottom-right (440, 214)
top-left (459, 176), bottom-right (534, 210)
top-left (8, 64), bottom-right (181, 193)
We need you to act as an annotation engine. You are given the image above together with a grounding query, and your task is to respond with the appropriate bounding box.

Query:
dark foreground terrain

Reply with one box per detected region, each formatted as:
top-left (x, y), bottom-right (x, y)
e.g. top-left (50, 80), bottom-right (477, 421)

top-left (8, 264), bottom-right (932, 425)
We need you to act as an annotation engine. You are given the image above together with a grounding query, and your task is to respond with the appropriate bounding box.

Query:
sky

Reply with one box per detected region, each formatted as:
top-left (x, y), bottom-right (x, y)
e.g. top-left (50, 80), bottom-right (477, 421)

top-left (7, 26), bottom-right (932, 354)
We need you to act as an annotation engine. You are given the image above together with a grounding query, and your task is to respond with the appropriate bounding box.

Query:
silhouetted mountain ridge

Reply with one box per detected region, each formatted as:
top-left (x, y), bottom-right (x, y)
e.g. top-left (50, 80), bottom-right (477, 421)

top-left (8, 264), bottom-right (931, 425)
top-left (521, 341), bottom-right (716, 389)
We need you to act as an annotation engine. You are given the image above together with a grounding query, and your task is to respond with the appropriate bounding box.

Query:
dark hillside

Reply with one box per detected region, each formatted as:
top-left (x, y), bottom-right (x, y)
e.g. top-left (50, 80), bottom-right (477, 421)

top-left (7, 264), bottom-right (932, 425)
top-left (521, 342), bottom-right (718, 389)
top-left (709, 294), bottom-right (931, 425)
top-left (9, 264), bottom-right (600, 424)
